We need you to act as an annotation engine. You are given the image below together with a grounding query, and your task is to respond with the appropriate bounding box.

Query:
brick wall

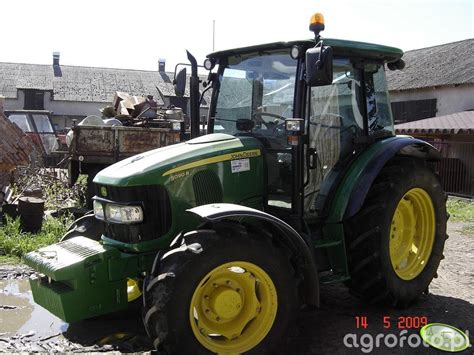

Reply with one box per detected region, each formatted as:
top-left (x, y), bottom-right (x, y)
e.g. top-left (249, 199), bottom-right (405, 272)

top-left (0, 96), bottom-right (33, 185)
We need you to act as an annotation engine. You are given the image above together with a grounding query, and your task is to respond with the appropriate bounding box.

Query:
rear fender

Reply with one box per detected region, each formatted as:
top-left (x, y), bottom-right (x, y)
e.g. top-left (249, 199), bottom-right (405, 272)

top-left (328, 136), bottom-right (441, 222)
top-left (187, 203), bottom-right (319, 306)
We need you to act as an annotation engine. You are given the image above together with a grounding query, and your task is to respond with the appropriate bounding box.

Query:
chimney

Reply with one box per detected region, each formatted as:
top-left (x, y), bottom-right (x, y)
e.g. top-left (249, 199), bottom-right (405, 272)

top-left (53, 52), bottom-right (60, 66)
top-left (53, 52), bottom-right (62, 77)
top-left (158, 58), bottom-right (166, 72)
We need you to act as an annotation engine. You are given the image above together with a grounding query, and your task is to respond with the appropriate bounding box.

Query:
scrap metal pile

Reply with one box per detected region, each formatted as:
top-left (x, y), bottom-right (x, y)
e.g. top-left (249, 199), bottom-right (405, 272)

top-left (65, 92), bottom-right (186, 149)
top-left (100, 91), bottom-right (185, 127)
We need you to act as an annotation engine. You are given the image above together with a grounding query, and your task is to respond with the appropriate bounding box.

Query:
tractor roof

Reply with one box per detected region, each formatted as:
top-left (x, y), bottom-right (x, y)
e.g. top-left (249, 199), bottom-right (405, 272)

top-left (208, 38), bottom-right (403, 63)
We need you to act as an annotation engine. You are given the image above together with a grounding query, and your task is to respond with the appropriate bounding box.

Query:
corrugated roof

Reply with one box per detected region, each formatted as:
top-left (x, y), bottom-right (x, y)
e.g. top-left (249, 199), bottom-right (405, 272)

top-left (387, 39), bottom-right (474, 91)
top-left (0, 62), bottom-right (209, 105)
top-left (395, 111), bottom-right (474, 135)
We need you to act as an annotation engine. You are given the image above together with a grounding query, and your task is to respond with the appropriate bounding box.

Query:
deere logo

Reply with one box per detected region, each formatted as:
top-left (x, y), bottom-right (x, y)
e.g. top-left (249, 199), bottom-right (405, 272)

top-left (100, 186), bottom-right (108, 197)
top-left (420, 323), bottom-right (470, 352)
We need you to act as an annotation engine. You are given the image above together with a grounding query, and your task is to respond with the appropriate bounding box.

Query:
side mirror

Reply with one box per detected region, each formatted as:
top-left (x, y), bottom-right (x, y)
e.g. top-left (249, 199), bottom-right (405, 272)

top-left (173, 67), bottom-right (187, 97)
top-left (305, 46), bottom-right (333, 87)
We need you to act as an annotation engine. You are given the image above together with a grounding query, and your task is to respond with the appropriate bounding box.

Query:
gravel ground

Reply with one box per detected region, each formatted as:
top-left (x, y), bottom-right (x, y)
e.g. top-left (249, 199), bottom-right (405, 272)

top-left (0, 222), bottom-right (472, 354)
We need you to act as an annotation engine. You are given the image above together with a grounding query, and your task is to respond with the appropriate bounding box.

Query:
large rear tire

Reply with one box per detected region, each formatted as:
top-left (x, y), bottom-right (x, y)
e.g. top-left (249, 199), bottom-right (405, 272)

top-left (142, 227), bottom-right (298, 354)
top-left (345, 157), bottom-right (447, 306)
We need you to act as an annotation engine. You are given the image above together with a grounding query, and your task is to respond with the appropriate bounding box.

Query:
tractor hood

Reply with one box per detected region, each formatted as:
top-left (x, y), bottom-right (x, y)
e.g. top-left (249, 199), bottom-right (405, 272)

top-left (94, 133), bottom-right (262, 186)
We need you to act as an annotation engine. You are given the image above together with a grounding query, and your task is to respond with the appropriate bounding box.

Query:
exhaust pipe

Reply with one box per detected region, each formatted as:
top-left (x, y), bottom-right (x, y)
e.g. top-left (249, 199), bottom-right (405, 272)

top-left (186, 50), bottom-right (200, 139)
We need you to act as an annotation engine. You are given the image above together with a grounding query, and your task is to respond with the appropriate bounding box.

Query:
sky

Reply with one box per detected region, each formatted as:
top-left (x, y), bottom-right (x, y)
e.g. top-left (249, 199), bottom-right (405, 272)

top-left (1, 0), bottom-right (472, 72)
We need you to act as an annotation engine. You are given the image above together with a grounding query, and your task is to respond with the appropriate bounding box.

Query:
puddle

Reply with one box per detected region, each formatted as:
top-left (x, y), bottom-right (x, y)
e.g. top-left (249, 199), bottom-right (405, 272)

top-left (0, 278), bottom-right (152, 351)
top-left (0, 278), bottom-right (68, 336)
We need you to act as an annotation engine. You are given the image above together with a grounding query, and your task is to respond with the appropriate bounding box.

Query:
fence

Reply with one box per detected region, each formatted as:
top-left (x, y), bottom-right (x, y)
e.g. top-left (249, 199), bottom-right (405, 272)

top-left (430, 141), bottom-right (474, 198)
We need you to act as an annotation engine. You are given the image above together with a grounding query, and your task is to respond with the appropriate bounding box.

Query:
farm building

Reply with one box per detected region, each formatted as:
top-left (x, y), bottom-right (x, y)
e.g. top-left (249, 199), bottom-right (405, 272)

top-left (0, 54), bottom-right (209, 132)
top-left (387, 38), bottom-right (474, 123)
top-left (395, 111), bottom-right (474, 197)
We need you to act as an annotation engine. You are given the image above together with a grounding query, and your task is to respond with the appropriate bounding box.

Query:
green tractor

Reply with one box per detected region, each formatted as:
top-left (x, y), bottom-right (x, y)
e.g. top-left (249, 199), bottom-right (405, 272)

top-left (24, 13), bottom-right (447, 354)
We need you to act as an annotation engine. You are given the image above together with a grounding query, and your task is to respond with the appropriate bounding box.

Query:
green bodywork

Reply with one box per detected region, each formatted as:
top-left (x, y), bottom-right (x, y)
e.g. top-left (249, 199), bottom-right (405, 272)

top-left (317, 136), bottom-right (401, 283)
top-left (23, 132), bottom-right (401, 321)
top-left (96, 133), bottom-right (265, 252)
top-left (25, 237), bottom-right (146, 322)
top-left (23, 133), bottom-right (268, 320)
top-left (209, 38), bottom-right (403, 63)
top-left (23, 37), bottom-right (409, 323)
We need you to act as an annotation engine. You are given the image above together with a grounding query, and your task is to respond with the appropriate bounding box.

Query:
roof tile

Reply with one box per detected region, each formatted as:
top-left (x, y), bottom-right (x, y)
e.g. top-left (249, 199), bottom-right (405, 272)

top-left (0, 62), bottom-right (209, 106)
top-left (395, 111), bottom-right (474, 134)
top-left (387, 39), bottom-right (474, 91)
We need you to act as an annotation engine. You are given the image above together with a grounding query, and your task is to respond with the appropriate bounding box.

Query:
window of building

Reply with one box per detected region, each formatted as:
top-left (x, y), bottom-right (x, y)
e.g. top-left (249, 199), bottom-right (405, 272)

top-left (23, 89), bottom-right (45, 110)
top-left (391, 99), bottom-right (437, 123)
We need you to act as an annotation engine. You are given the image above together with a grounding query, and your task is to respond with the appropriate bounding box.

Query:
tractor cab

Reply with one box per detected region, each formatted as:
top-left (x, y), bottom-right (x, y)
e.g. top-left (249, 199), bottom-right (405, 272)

top-left (203, 20), bottom-right (404, 226)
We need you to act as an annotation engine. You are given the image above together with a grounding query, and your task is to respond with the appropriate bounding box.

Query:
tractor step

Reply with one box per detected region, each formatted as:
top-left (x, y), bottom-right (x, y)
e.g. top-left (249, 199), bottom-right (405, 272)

top-left (23, 236), bottom-right (129, 323)
top-left (313, 238), bottom-right (342, 248)
top-left (320, 272), bottom-right (351, 284)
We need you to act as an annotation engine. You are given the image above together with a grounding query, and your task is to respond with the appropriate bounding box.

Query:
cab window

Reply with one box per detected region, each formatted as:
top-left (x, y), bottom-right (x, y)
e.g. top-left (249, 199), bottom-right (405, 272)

top-left (305, 59), bottom-right (364, 211)
top-left (365, 63), bottom-right (395, 134)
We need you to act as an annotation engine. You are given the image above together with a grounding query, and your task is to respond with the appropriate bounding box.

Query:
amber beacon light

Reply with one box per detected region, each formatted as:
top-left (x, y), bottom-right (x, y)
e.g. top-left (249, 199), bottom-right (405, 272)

top-left (309, 12), bottom-right (325, 37)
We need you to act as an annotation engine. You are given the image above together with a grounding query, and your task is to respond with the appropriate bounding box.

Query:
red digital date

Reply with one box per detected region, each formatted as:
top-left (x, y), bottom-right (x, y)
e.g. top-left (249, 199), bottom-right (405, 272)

top-left (383, 316), bottom-right (428, 329)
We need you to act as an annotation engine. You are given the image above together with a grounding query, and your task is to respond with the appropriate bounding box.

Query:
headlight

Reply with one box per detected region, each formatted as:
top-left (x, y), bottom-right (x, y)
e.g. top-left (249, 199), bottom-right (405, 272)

top-left (93, 200), bottom-right (105, 220)
top-left (290, 45), bottom-right (302, 59)
top-left (105, 204), bottom-right (144, 224)
top-left (203, 58), bottom-right (215, 70)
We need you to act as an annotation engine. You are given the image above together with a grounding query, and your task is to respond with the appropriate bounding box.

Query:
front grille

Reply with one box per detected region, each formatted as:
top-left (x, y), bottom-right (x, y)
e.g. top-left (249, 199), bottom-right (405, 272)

top-left (94, 184), bottom-right (172, 244)
top-left (193, 170), bottom-right (223, 205)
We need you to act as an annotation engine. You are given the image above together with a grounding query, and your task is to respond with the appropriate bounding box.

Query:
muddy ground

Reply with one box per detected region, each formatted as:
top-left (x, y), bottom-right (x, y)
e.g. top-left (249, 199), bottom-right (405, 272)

top-left (0, 222), bottom-right (472, 354)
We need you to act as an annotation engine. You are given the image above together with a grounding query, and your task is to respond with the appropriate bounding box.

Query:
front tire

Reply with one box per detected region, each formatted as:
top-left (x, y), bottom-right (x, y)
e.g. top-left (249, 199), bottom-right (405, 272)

top-left (345, 157), bottom-right (447, 305)
top-left (143, 227), bottom-right (297, 354)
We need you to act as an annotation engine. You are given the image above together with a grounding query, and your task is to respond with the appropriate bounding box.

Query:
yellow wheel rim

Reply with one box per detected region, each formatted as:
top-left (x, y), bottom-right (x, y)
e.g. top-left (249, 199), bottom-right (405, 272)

top-left (189, 261), bottom-right (278, 353)
top-left (389, 188), bottom-right (436, 280)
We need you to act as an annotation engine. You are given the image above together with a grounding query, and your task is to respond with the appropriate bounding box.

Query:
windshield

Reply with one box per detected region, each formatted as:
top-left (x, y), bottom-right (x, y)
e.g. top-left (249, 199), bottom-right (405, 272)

top-left (32, 114), bottom-right (54, 133)
top-left (32, 114), bottom-right (58, 154)
top-left (8, 114), bottom-right (33, 132)
top-left (214, 51), bottom-right (297, 139)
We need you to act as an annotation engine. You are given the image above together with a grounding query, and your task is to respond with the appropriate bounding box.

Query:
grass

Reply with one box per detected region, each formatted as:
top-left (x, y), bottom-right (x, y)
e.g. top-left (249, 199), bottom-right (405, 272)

top-left (0, 168), bottom-right (86, 263)
top-left (0, 214), bottom-right (73, 260)
top-left (446, 197), bottom-right (474, 237)
top-left (0, 255), bottom-right (22, 264)
top-left (446, 197), bottom-right (474, 222)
